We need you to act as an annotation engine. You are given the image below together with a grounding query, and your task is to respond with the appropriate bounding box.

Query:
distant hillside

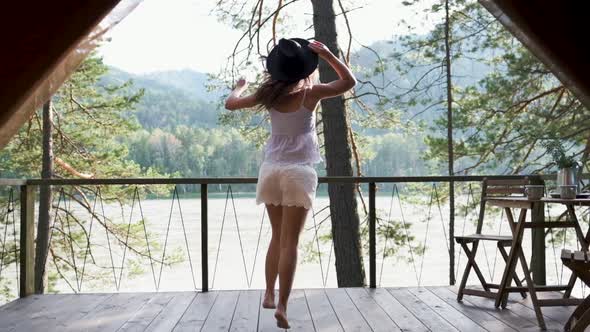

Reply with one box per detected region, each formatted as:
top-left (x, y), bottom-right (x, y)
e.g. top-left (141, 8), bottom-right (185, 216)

top-left (102, 68), bottom-right (223, 129)
top-left (102, 38), bottom-right (493, 132)
top-left (142, 70), bottom-right (222, 102)
top-left (351, 39), bottom-right (493, 124)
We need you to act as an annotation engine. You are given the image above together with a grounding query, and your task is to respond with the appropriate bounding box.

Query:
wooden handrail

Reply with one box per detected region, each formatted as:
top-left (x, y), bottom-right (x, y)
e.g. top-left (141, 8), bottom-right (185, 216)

top-left (8, 173), bottom-right (588, 186)
top-left (0, 173), bottom-right (586, 187)
top-left (18, 175), bottom-right (545, 186)
top-left (0, 179), bottom-right (27, 186)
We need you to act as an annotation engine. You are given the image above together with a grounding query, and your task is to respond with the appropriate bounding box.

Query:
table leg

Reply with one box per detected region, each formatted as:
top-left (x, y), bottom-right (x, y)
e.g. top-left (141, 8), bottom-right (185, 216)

top-left (504, 208), bottom-right (547, 329)
top-left (568, 205), bottom-right (590, 250)
top-left (496, 208), bottom-right (528, 308)
top-left (497, 243), bottom-right (527, 298)
top-left (566, 204), bottom-right (589, 298)
top-left (500, 207), bottom-right (519, 306)
top-left (505, 207), bottom-right (517, 233)
top-left (517, 243), bottom-right (546, 330)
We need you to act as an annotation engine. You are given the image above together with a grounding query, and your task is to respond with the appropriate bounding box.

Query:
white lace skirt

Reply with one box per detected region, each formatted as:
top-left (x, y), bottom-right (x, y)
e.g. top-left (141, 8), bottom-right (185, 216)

top-left (255, 162), bottom-right (318, 210)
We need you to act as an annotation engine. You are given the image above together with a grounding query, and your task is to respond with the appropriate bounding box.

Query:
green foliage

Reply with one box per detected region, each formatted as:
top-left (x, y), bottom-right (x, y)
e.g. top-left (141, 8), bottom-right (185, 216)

top-left (0, 54), bottom-right (178, 296)
top-left (1, 56), bottom-right (144, 179)
top-left (391, 0), bottom-right (588, 175)
top-left (542, 139), bottom-right (579, 169)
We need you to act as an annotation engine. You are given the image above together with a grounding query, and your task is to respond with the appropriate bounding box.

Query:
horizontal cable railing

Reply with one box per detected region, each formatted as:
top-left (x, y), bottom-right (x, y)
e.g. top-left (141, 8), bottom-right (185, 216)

top-left (0, 174), bottom-right (588, 304)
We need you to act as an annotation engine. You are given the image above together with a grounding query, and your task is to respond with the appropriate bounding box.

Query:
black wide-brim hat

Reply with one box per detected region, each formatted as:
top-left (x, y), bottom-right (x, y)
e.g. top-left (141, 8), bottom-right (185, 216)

top-left (266, 38), bottom-right (319, 83)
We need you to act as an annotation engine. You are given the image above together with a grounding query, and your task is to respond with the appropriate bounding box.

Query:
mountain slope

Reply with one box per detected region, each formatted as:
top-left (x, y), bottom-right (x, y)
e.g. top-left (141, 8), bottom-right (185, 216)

top-left (102, 67), bottom-right (221, 129)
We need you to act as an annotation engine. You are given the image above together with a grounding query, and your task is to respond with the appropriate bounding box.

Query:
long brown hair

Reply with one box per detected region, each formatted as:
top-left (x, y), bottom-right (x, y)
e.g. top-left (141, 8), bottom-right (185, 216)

top-left (255, 74), bottom-right (312, 110)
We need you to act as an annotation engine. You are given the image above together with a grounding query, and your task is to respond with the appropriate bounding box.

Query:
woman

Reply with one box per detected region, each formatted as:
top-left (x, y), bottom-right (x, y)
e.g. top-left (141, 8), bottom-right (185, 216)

top-left (225, 38), bottom-right (356, 329)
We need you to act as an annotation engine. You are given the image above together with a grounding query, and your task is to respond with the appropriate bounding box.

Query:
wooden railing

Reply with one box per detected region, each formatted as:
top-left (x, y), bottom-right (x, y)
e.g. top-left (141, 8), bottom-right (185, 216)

top-left (1, 174), bottom-right (583, 297)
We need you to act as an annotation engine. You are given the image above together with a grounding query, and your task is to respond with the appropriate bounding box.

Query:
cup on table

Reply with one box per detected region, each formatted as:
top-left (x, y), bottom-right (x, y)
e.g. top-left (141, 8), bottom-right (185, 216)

top-left (525, 185), bottom-right (545, 200)
top-left (559, 185), bottom-right (577, 199)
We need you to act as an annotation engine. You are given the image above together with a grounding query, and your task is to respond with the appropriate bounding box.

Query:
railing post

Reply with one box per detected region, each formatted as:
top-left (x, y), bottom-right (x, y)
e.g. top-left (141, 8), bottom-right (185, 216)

top-left (201, 183), bottom-right (208, 292)
top-left (449, 180), bottom-right (455, 285)
top-left (20, 185), bottom-right (35, 297)
top-left (369, 182), bottom-right (376, 288)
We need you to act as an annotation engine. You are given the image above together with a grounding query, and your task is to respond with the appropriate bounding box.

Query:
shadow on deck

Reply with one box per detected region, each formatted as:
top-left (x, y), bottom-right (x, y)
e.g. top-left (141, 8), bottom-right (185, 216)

top-left (0, 286), bottom-right (574, 331)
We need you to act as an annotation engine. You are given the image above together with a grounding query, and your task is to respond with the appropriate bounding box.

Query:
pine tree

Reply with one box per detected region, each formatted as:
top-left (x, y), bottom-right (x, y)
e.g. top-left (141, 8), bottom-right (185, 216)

top-left (0, 54), bottom-right (168, 294)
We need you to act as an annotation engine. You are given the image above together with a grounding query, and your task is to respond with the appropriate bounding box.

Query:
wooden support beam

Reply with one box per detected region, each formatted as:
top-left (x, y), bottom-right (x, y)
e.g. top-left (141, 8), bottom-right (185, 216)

top-left (19, 185), bottom-right (35, 297)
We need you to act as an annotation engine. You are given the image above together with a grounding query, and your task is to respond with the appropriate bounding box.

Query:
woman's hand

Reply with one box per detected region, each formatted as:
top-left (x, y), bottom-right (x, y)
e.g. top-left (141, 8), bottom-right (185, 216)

top-left (225, 77), bottom-right (257, 110)
top-left (307, 41), bottom-right (356, 100)
top-left (234, 78), bottom-right (248, 91)
top-left (308, 41), bottom-right (333, 59)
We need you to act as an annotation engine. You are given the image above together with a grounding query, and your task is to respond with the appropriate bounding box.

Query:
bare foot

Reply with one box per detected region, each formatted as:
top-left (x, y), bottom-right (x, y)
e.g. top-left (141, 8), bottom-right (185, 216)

top-left (274, 306), bottom-right (290, 329)
top-left (262, 291), bottom-right (276, 309)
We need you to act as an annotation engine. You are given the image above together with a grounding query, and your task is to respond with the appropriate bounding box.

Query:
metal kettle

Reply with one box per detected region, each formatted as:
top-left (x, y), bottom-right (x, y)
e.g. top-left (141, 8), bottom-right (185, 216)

top-left (557, 164), bottom-right (580, 192)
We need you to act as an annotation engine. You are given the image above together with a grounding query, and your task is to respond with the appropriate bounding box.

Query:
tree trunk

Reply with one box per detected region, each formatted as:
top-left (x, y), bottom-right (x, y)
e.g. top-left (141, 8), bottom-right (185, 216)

top-left (311, 0), bottom-right (365, 287)
top-left (35, 100), bottom-right (53, 293)
top-left (444, 0), bottom-right (456, 285)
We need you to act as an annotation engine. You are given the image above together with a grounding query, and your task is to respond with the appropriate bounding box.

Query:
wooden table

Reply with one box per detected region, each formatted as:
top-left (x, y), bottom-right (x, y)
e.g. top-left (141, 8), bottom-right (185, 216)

top-left (486, 197), bottom-right (590, 330)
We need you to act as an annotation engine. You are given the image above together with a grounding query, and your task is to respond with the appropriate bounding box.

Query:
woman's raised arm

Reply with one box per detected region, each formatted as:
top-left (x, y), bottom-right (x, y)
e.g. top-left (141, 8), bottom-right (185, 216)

top-left (307, 41), bottom-right (356, 100)
top-left (225, 79), bottom-right (258, 110)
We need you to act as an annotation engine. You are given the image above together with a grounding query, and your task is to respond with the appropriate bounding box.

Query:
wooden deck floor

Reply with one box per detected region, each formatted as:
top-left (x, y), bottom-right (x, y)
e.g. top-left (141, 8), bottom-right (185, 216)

top-left (0, 287), bottom-right (575, 331)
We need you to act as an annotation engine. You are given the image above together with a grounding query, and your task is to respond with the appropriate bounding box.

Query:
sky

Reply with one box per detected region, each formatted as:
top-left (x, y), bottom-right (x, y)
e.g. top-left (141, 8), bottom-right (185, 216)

top-left (99, 0), bottom-right (439, 74)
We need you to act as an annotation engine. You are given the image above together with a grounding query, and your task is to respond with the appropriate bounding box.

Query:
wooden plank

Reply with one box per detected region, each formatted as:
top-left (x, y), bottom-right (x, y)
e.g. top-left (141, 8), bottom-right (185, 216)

top-left (387, 288), bottom-right (458, 332)
top-left (285, 289), bottom-right (315, 331)
top-left (0, 294), bottom-right (74, 330)
top-left (173, 292), bottom-right (218, 332)
top-left (487, 179), bottom-right (530, 186)
top-left (525, 221), bottom-right (576, 229)
top-left (485, 199), bottom-right (533, 209)
top-left (462, 288), bottom-right (498, 299)
top-left (537, 298), bottom-right (582, 306)
top-left (229, 290), bottom-right (261, 332)
top-left (26, 175), bottom-right (532, 186)
top-left (324, 288), bottom-right (371, 331)
top-left (304, 289), bottom-right (343, 332)
top-left (345, 288), bottom-right (400, 332)
top-left (486, 187), bottom-right (525, 195)
top-left (145, 292), bottom-right (195, 332)
top-left (408, 287), bottom-right (487, 332)
top-left (364, 288), bottom-right (428, 332)
top-left (0, 179), bottom-right (26, 186)
top-left (1, 288), bottom-right (576, 332)
top-left (258, 291), bottom-right (278, 332)
top-left (541, 198), bottom-right (590, 205)
top-left (499, 299), bottom-right (564, 331)
top-left (574, 251), bottom-right (586, 261)
top-left (200, 290), bottom-right (240, 332)
top-left (63, 292), bottom-right (153, 331)
top-left (427, 287), bottom-right (517, 332)
top-left (17, 293), bottom-right (112, 332)
top-left (447, 286), bottom-right (550, 331)
top-left (118, 292), bottom-right (176, 332)
top-left (520, 291), bottom-right (575, 325)
top-left (0, 295), bottom-right (39, 313)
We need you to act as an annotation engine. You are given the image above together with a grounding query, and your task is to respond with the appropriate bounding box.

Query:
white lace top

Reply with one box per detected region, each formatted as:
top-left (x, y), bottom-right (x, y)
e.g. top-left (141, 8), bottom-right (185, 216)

top-left (263, 88), bottom-right (322, 165)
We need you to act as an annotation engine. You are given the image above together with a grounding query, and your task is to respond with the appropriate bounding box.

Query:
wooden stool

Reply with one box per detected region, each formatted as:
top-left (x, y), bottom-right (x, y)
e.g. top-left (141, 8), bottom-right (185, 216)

top-left (561, 249), bottom-right (590, 332)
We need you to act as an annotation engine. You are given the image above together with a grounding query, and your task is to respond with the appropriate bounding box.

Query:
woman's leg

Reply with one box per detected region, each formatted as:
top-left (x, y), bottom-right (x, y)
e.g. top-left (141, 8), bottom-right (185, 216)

top-left (275, 206), bottom-right (308, 328)
top-left (263, 204), bottom-right (283, 309)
